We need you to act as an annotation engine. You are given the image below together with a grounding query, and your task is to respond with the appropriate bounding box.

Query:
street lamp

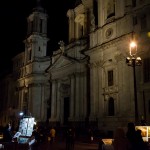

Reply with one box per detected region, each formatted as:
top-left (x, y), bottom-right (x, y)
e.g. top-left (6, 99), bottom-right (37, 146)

top-left (126, 41), bottom-right (142, 124)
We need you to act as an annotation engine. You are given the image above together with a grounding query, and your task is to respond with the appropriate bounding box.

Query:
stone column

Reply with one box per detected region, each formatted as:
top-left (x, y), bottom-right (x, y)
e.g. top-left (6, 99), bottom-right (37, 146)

top-left (98, 66), bottom-right (103, 117)
top-left (75, 23), bottom-right (79, 39)
top-left (50, 80), bottom-right (57, 121)
top-left (70, 74), bottom-right (75, 120)
top-left (80, 72), bottom-right (87, 120)
top-left (98, 0), bottom-right (104, 27)
top-left (89, 8), bottom-right (95, 32)
top-left (80, 73), bottom-right (84, 120)
top-left (67, 9), bottom-right (75, 42)
top-left (40, 84), bottom-right (46, 121)
top-left (20, 89), bottom-right (23, 110)
top-left (83, 12), bottom-right (87, 35)
top-left (83, 72), bottom-right (87, 118)
top-left (75, 73), bottom-right (80, 120)
top-left (56, 82), bottom-right (61, 121)
top-left (89, 64), bottom-right (96, 120)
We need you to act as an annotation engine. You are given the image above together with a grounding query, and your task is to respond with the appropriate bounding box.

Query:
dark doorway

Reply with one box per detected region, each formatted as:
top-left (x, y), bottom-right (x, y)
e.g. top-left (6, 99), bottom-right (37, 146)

top-left (108, 97), bottom-right (115, 116)
top-left (64, 97), bottom-right (70, 125)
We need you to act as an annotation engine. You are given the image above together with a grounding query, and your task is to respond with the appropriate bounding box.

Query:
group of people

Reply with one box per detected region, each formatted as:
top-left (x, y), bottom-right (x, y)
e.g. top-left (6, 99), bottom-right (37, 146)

top-left (28, 126), bottom-right (56, 150)
top-left (113, 122), bottom-right (149, 150)
top-left (2, 122), bottom-right (150, 150)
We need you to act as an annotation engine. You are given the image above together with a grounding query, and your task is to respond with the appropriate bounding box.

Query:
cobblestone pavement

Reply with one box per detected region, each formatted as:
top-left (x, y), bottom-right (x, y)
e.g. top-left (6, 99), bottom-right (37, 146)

top-left (36, 141), bottom-right (98, 150)
top-left (36, 139), bottom-right (98, 150)
top-left (0, 136), bottom-right (100, 150)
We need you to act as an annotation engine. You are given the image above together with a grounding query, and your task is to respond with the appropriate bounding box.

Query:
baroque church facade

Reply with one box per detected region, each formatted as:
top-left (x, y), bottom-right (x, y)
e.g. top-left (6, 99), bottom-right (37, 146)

top-left (0, 0), bottom-right (150, 134)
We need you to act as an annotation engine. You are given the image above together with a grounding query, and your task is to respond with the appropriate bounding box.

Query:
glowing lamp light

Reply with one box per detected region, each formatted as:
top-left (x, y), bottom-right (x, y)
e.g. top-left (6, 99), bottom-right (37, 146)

top-left (19, 112), bottom-right (24, 116)
top-left (129, 41), bottom-right (137, 56)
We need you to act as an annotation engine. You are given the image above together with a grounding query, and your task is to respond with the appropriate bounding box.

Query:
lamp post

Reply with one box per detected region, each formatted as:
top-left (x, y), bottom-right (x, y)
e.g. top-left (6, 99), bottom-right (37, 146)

top-left (126, 41), bottom-right (142, 124)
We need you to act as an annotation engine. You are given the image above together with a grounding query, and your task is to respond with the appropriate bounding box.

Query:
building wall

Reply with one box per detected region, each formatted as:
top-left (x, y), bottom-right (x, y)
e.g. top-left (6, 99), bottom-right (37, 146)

top-left (48, 0), bottom-right (150, 134)
top-left (0, 0), bottom-right (150, 135)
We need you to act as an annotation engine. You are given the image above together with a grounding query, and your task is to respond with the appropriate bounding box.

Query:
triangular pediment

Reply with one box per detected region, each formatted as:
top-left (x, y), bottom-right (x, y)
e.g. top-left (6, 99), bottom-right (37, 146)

top-left (49, 55), bottom-right (73, 71)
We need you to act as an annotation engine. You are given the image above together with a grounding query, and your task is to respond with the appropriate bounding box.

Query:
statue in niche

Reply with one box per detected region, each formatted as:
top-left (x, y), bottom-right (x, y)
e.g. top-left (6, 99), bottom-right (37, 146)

top-left (58, 40), bottom-right (65, 53)
top-left (107, 0), bottom-right (115, 18)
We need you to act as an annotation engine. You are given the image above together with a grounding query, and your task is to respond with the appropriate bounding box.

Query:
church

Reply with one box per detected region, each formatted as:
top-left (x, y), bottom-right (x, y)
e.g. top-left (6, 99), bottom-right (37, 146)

top-left (0, 0), bottom-right (150, 135)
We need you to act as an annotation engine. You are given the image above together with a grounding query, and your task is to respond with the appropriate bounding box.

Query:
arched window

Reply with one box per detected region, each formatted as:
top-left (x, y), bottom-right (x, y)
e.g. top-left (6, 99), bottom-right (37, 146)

top-left (108, 97), bottom-right (115, 116)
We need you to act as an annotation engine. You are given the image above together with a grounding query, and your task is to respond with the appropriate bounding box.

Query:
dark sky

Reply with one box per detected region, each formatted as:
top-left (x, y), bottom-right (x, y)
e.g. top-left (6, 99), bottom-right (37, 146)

top-left (0, 0), bottom-right (76, 72)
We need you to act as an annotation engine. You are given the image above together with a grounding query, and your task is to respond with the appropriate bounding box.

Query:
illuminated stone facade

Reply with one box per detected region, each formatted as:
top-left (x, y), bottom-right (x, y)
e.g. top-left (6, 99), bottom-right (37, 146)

top-left (48, 0), bottom-right (150, 132)
top-left (0, 0), bottom-right (150, 134)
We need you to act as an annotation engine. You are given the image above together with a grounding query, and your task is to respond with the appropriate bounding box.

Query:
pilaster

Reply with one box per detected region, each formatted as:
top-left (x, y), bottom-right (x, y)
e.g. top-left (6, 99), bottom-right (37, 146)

top-left (75, 73), bottom-right (80, 120)
top-left (69, 74), bottom-right (75, 120)
top-left (56, 82), bottom-right (61, 121)
top-left (50, 80), bottom-right (57, 121)
top-left (89, 63), bottom-right (97, 120)
top-left (67, 9), bottom-right (75, 42)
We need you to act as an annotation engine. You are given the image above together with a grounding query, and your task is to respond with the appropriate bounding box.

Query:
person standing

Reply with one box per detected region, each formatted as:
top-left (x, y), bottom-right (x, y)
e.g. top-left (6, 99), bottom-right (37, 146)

top-left (66, 127), bottom-right (75, 150)
top-left (3, 124), bottom-right (12, 142)
top-left (50, 127), bottom-right (56, 143)
top-left (98, 138), bottom-right (104, 150)
top-left (135, 129), bottom-right (148, 150)
top-left (126, 122), bottom-right (137, 150)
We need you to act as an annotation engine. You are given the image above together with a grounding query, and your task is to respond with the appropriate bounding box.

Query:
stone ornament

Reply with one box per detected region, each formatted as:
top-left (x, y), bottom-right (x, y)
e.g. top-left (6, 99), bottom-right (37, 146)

top-left (105, 28), bottom-right (113, 39)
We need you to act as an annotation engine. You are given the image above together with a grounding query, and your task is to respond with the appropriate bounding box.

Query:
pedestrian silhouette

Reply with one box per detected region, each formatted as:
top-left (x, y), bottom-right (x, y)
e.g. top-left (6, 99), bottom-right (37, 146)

top-left (135, 129), bottom-right (148, 150)
top-left (66, 127), bottom-right (75, 150)
top-left (3, 124), bottom-right (12, 142)
top-left (50, 126), bottom-right (56, 143)
top-left (126, 122), bottom-right (137, 150)
top-left (98, 138), bottom-right (104, 150)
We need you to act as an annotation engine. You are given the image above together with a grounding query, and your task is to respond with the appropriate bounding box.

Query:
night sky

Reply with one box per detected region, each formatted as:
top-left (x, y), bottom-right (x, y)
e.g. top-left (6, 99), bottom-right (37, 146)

top-left (0, 0), bottom-right (76, 72)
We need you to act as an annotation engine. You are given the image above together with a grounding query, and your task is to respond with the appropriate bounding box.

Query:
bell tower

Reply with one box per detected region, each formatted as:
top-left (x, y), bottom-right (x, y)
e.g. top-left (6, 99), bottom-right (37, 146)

top-left (21, 0), bottom-right (50, 121)
top-left (24, 0), bottom-right (48, 64)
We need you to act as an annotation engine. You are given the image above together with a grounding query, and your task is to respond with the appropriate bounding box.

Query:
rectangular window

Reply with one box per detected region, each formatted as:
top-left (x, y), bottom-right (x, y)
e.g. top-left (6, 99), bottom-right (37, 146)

top-left (108, 70), bottom-right (114, 86)
top-left (143, 58), bottom-right (150, 82)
